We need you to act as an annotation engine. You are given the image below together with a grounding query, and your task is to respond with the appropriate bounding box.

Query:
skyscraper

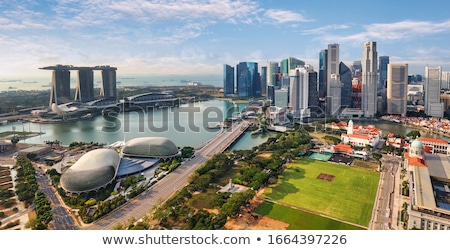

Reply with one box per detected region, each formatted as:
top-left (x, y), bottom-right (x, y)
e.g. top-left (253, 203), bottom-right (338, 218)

top-left (49, 69), bottom-right (71, 105)
top-left (424, 65), bottom-right (443, 117)
top-left (318, 49), bottom-right (328, 99)
top-left (74, 68), bottom-right (94, 103)
top-left (326, 44), bottom-right (341, 116)
top-left (340, 62), bottom-right (352, 109)
top-left (266, 62), bottom-right (279, 87)
top-left (100, 66), bottom-right (117, 100)
top-left (362, 41), bottom-right (378, 118)
top-left (289, 65), bottom-right (318, 122)
top-left (379, 56), bottom-right (389, 90)
top-left (260, 66), bottom-right (267, 95)
top-left (223, 64), bottom-right (234, 96)
top-left (281, 57), bottom-right (305, 75)
top-left (387, 63), bottom-right (408, 116)
top-left (236, 62), bottom-right (260, 97)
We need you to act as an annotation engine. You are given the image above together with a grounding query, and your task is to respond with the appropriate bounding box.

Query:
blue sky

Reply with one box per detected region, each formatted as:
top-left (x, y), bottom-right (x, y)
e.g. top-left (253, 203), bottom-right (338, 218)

top-left (1, 0), bottom-right (450, 78)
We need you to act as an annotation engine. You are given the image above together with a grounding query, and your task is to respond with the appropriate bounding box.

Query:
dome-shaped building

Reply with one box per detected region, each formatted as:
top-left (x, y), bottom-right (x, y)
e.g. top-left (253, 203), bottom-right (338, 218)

top-left (121, 137), bottom-right (179, 159)
top-left (60, 148), bottom-right (121, 194)
top-left (410, 139), bottom-right (424, 159)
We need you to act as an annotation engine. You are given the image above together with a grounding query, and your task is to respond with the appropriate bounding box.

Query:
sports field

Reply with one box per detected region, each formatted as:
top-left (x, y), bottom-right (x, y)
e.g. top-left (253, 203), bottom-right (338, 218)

top-left (261, 158), bottom-right (380, 227)
top-left (254, 201), bottom-right (364, 230)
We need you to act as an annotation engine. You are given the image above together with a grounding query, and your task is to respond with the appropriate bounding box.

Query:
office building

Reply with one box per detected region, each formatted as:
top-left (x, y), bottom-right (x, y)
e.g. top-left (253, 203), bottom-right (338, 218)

top-left (266, 62), bottom-right (279, 87)
top-left (362, 41), bottom-right (378, 118)
top-left (223, 64), bottom-right (235, 96)
top-left (340, 62), bottom-right (352, 109)
top-left (387, 63), bottom-right (408, 116)
top-left (260, 66), bottom-right (267, 95)
top-left (379, 56), bottom-right (389, 90)
top-left (281, 57), bottom-right (305, 75)
top-left (75, 68), bottom-right (95, 103)
top-left (326, 44), bottom-right (341, 116)
top-left (289, 66), bottom-right (312, 121)
top-left (424, 66), bottom-right (443, 117)
top-left (319, 49), bottom-right (328, 99)
top-left (267, 85), bottom-right (275, 105)
top-left (236, 62), bottom-right (260, 97)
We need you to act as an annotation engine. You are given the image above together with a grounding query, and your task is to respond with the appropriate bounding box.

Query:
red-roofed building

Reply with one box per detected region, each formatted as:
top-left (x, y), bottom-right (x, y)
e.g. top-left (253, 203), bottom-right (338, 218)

top-left (340, 120), bottom-right (381, 147)
top-left (418, 137), bottom-right (450, 155)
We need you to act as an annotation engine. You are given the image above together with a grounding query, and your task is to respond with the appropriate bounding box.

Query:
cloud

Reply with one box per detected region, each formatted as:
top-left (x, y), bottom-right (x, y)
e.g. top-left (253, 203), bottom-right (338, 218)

top-left (302, 24), bottom-right (350, 35)
top-left (264, 9), bottom-right (309, 24)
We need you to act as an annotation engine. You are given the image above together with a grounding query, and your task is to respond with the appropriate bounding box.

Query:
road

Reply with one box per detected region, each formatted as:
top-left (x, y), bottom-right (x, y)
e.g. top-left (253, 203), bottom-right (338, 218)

top-left (84, 121), bottom-right (250, 230)
top-left (369, 155), bottom-right (401, 230)
top-left (35, 169), bottom-right (79, 230)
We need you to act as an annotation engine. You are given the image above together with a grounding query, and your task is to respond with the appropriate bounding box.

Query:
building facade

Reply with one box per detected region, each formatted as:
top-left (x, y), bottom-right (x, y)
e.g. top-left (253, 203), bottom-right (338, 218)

top-left (387, 63), bottom-right (408, 116)
top-left (223, 64), bottom-right (235, 96)
top-left (236, 62), bottom-right (260, 97)
top-left (362, 41), bottom-right (378, 118)
top-left (425, 66), bottom-right (444, 118)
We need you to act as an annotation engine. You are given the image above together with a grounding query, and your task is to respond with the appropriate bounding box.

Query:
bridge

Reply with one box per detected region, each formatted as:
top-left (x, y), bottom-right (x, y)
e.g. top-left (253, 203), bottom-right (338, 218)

top-left (84, 121), bottom-right (250, 230)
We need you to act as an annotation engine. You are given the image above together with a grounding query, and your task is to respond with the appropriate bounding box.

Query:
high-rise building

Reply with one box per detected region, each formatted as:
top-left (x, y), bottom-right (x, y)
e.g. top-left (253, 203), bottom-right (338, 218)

top-left (236, 62), bottom-right (260, 97)
top-left (318, 49), bottom-right (328, 99)
top-left (260, 66), bottom-right (267, 95)
top-left (289, 65), bottom-right (316, 121)
top-left (100, 67), bottom-right (117, 100)
top-left (267, 85), bottom-right (275, 105)
top-left (223, 64), bottom-right (234, 96)
top-left (266, 62), bottom-right (279, 87)
top-left (74, 68), bottom-right (94, 103)
top-left (326, 44), bottom-right (341, 116)
top-left (424, 65), bottom-right (443, 117)
top-left (281, 57), bottom-right (305, 75)
top-left (387, 63), bottom-right (408, 116)
top-left (362, 41), bottom-right (378, 118)
top-left (49, 69), bottom-right (71, 105)
top-left (340, 62), bottom-right (352, 109)
top-left (379, 56), bottom-right (389, 90)
top-left (442, 71), bottom-right (450, 90)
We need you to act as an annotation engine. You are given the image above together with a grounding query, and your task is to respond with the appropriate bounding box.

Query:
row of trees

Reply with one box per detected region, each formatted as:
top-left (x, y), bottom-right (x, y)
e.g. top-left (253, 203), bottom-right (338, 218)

top-left (28, 192), bottom-right (52, 229)
top-left (14, 157), bottom-right (38, 202)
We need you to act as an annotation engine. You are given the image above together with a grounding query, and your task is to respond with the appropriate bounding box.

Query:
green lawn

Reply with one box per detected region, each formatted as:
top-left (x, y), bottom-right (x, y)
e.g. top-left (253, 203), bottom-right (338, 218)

top-left (262, 158), bottom-right (380, 227)
top-left (255, 201), bottom-right (364, 230)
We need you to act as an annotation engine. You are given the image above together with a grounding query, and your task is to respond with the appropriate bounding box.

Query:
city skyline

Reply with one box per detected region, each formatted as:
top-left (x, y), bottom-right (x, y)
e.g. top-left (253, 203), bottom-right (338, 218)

top-left (1, 1), bottom-right (450, 78)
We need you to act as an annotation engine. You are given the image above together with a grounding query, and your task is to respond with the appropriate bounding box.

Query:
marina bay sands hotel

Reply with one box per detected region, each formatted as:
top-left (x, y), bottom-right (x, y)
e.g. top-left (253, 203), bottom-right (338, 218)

top-left (39, 64), bottom-right (117, 105)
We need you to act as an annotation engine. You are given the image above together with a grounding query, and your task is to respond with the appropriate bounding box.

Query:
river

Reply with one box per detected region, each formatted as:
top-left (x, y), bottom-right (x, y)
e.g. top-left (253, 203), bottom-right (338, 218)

top-left (1, 101), bottom-right (449, 151)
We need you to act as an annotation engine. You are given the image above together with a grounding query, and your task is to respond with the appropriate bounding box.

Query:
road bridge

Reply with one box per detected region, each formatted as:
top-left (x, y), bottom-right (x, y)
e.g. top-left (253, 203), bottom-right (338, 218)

top-left (84, 121), bottom-right (250, 229)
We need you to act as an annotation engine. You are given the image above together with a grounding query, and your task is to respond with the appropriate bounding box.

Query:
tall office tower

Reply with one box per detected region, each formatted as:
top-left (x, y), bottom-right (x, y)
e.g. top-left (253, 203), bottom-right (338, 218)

top-left (74, 68), bottom-right (94, 103)
top-left (281, 57), bottom-right (305, 75)
top-left (289, 66), bottom-right (308, 121)
top-left (307, 67), bottom-right (319, 118)
top-left (275, 88), bottom-right (289, 108)
top-left (266, 62), bottom-right (279, 87)
top-left (223, 64), bottom-right (234, 96)
top-left (267, 85), bottom-right (275, 105)
top-left (361, 41), bottom-right (378, 118)
top-left (326, 44), bottom-right (340, 116)
top-left (339, 62), bottom-right (352, 109)
top-left (442, 71), bottom-right (450, 90)
top-left (236, 62), bottom-right (260, 97)
top-left (100, 67), bottom-right (117, 100)
top-left (260, 66), bottom-right (267, 95)
top-left (318, 49), bottom-right (328, 99)
top-left (49, 69), bottom-right (71, 105)
top-left (387, 63), bottom-right (408, 116)
top-left (424, 65), bottom-right (443, 117)
top-left (379, 56), bottom-right (389, 90)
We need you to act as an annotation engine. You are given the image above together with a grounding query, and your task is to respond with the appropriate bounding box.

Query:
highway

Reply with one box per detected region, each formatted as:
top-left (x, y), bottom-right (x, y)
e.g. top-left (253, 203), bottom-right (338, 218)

top-left (84, 121), bottom-right (250, 230)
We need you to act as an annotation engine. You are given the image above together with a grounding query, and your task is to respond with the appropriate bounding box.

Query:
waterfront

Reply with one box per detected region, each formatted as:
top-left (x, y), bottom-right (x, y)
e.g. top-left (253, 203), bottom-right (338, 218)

top-left (0, 100), bottom-right (275, 150)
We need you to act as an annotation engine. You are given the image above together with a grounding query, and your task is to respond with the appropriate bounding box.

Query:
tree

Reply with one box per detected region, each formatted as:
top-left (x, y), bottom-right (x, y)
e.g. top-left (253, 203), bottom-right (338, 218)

top-left (406, 130), bottom-right (421, 139)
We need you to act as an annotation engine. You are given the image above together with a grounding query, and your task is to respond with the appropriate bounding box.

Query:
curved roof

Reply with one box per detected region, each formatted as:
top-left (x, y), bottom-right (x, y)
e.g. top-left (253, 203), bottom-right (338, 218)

top-left (122, 137), bottom-right (178, 158)
top-left (60, 148), bottom-right (120, 193)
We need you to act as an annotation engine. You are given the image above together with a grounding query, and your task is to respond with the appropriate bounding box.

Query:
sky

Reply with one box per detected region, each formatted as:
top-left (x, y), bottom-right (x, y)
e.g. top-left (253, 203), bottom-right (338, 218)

top-left (1, 0), bottom-right (450, 79)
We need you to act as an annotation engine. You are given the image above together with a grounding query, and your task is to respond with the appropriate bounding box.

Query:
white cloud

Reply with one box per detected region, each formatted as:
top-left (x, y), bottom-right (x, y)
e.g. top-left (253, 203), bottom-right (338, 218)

top-left (264, 9), bottom-right (308, 24)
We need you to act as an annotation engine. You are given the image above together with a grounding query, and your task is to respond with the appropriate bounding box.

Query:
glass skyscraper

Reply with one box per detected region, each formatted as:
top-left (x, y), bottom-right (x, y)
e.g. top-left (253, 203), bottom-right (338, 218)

top-left (223, 64), bottom-right (234, 96)
top-left (236, 62), bottom-right (260, 97)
